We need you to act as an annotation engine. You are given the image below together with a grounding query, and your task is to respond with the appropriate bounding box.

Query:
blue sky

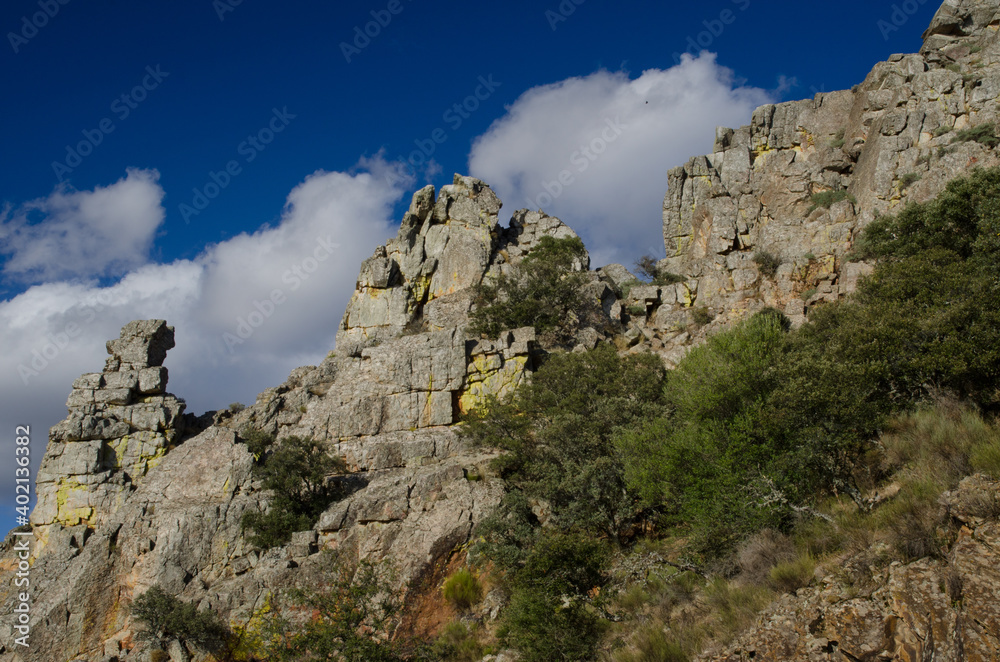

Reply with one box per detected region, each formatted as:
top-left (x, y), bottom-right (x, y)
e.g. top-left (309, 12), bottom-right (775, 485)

top-left (0, 0), bottom-right (940, 532)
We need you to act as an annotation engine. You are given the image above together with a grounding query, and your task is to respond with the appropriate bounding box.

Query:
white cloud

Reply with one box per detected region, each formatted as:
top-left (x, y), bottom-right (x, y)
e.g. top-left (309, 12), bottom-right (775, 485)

top-left (0, 169), bottom-right (166, 282)
top-left (0, 162), bottom-right (408, 521)
top-left (468, 54), bottom-right (773, 267)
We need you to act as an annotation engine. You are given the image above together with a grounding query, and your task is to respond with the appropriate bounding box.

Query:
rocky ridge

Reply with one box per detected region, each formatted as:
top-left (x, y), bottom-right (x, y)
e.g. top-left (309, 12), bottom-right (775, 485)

top-left (3, 1), bottom-right (1000, 660)
top-left (618, 0), bottom-right (1000, 367)
top-left (0, 177), bottom-right (614, 662)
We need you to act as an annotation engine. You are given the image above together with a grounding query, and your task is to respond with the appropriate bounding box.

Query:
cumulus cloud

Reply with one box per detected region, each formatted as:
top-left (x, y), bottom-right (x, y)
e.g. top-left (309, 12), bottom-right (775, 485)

top-left (468, 54), bottom-right (774, 267)
top-left (0, 169), bottom-right (166, 283)
top-left (0, 161), bottom-right (409, 528)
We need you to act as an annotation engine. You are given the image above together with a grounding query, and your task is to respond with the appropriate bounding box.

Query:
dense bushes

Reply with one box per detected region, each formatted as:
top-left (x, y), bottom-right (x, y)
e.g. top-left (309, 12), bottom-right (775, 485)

top-left (837, 168), bottom-right (1000, 410)
top-left (469, 235), bottom-right (599, 342)
top-left (617, 168), bottom-right (1000, 557)
top-left (241, 434), bottom-right (346, 549)
top-left (254, 557), bottom-right (403, 662)
top-left (497, 532), bottom-right (610, 662)
top-left (465, 344), bottom-right (665, 660)
top-left (619, 309), bottom-right (815, 555)
top-left (466, 343), bottom-right (668, 545)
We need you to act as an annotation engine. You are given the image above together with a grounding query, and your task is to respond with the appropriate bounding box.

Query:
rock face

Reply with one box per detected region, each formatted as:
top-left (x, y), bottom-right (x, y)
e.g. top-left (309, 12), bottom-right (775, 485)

top-left (337, 175), bottom-right (590, 352)
top-left (706, 475), bottom-right (1000, 661)
top-left (31, 320), bottom-right (186, 543)
top-left (0, 178), bottom-right (597, 661)
top-left (622, 0), bottom-right (1000, 366)
top-left (4, 3), bottom-right (1000, 660)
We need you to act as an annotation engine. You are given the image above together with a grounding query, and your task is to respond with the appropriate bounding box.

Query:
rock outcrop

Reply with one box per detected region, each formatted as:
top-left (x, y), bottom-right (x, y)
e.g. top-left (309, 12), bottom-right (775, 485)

top-left (707, 475), bottom-right (1000, 661)
top-left (337, 175), bottom-right (592, 353)
top-left (620, 0), bottom-right (1000, 366)
top-left (0, 178), bottom-right (601, 662)
top-left (31, 320), bottom-right (186, 544)
top-left (4, 3), bottom-right (1000, 660)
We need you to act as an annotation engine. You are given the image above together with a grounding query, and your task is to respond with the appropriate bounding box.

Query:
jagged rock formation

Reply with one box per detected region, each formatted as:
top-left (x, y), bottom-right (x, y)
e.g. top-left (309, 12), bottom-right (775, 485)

top-left (0, 178), bottom-right (606, 662)
top-left (337, 175), bottom-right (593, 352)
top-left (31, 320), bottom-right (186, 544)
top-left (3, 2), bottom-right (1000, 660)
top-left (616, 0), bottom-right (1000, 366)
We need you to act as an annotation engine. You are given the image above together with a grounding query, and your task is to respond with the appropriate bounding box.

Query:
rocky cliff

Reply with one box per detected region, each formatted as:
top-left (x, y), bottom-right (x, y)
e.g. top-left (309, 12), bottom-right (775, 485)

top-left (0, 176), bottom-right (618, 662)
top-left (624, 0), bottom-right (1000, 367)
top-left (3, 1), bottom-right (1000, 660)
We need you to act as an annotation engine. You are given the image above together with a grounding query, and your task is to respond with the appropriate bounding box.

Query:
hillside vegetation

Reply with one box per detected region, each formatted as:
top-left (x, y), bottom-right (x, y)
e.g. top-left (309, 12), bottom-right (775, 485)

top-left (123, 168), bottom-right (1000, 662)
top-left (450, 167), bottom-right (1000, 661)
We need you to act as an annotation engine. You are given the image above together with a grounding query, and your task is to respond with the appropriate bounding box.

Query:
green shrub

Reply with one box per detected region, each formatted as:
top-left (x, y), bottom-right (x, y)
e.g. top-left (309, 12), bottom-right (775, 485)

top-left (442, 569), bottom-right (482, 611)
top-left (752, 250), bottom-right (782, 278)
top-left (618, 310), bottom-right (796, 555)
top-left (807, 189), bottom-right (855, 214)
top-left (500, 588), bottom-right (606, 662)
top-left (241, 429), bottom-right (275, 459)
top-left (470, 235), bottom-right (597, 342)
top-left (228, 402), bottom-right (245, 413)
top-left (800, 288), bottom-right (817, 301)
top-left (241, 436), bottom-right (346, 548)
top-left (971, 440), bottom-right (1000, 479)
top-left (691, 306), bottom-right (713, 326)
top-left (466, 343), bottom-right (668, 545)
top-left (934, 125), bottom-right (953, 137)
top-left (498, 531), bottom-right (610, 662)
top-left (951, 123), bottom-right (998, 148)
top-left (131, 585), bottom-right (228, 650)
top-left (255, 557), bottom-right (403, 662)
top-left (899, 172), bottom-right (922, 189)
top-left (433, 621), bottom-right (486, 662)
top-left (768, 553), bottom-right (816, 593)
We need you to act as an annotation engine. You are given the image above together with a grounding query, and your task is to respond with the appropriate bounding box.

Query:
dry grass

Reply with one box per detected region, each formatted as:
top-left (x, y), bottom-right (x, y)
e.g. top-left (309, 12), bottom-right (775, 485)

top-left (605, 404), bottom-right (1000, 662)
top-left (735, 529), bottom-right (796, 587)
top-left (768, 553), bottom-right (816, 594)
